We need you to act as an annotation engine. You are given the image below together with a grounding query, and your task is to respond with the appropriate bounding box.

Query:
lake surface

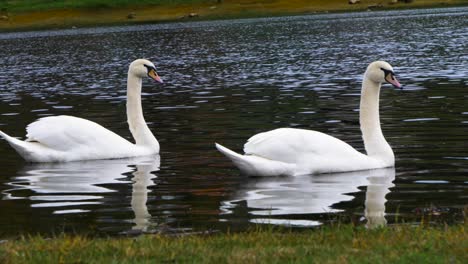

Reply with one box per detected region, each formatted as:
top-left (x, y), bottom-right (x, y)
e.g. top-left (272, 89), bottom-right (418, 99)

top-left (0, 7), bottom-right (467, 236)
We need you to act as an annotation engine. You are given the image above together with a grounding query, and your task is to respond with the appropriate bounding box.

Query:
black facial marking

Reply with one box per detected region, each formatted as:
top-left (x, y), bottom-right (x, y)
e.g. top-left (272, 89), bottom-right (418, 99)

top-left (380, 67), bottom-right (395, 79)
top-left (143, 64), bottom-right (156, 72)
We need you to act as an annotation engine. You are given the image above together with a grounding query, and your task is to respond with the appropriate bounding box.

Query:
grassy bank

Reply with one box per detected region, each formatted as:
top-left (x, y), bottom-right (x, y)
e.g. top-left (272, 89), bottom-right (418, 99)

top-left (0, 0), bottom-right (211, 12)
top-left (0, 0), bottom-right (467, 31)
top-left (0, 224), bottom-right (466, 263)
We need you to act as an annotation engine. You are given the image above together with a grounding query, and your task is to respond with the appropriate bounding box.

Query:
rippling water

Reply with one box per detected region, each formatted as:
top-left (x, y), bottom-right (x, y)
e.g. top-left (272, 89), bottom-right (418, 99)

top-left (0, 7), bottom-right (467, 236)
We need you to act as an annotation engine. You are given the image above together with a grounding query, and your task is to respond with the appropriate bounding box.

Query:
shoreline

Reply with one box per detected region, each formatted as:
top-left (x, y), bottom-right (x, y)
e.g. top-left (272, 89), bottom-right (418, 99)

top-left (1, 0), bottom-right (467, 32)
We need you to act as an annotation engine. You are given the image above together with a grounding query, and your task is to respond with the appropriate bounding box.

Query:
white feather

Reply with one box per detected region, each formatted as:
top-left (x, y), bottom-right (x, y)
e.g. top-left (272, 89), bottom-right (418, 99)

top-left (25, 115), bottom-right (133, 151)
top-left (0, 59), bottom-right (161, 162)
top-left (216, 61), bottom-right (398, 176)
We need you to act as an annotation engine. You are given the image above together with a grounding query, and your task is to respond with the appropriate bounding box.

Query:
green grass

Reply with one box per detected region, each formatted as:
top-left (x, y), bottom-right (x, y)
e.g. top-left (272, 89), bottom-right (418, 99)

top-left (2, 0), bottom-right (467, 13)
top-left (0, 224), bottom-right (466, 263)
top-left (0, 0), bottom-right (213, 12)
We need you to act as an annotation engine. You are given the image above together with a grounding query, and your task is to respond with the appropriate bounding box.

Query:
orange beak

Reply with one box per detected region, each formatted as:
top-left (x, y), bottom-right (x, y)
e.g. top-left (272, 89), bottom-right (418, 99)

top-left (385, 73), bottom-right (401, 89)
top-left (148, 69), bottom-right (163, 83)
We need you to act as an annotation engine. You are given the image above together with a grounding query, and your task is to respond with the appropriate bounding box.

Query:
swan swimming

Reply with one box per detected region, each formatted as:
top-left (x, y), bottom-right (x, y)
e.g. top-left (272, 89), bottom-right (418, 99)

top-left (0, 59), bottom-right (163, 162)
top-left (216, 61), bottom-right (402, 176)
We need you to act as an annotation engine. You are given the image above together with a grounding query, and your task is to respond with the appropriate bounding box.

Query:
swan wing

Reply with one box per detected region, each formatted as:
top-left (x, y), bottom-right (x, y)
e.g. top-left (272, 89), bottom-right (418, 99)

top-left (25, 115), bottom-right (133, 151)
top-left (244, 128), bottom-right (363, 164)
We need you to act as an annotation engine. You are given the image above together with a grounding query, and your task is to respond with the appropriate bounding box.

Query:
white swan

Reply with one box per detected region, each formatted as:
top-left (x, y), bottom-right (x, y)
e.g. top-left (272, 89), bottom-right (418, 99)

top-left (216, 61), bottom-right (402, 176)
top-left (0, 59), bottom-right (163, 162)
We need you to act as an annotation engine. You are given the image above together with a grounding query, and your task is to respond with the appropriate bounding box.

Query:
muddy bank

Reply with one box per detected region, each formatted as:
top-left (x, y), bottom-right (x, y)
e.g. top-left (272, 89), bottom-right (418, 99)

top-left (0, 0), bottom-right (466, 32)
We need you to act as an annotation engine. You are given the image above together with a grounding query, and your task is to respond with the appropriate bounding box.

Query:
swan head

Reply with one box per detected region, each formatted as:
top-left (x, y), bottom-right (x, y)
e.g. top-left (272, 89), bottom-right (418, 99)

top-left (129, 59), bottom-right (163, 83)
top-left (365, 61), bottom-right (401, 89)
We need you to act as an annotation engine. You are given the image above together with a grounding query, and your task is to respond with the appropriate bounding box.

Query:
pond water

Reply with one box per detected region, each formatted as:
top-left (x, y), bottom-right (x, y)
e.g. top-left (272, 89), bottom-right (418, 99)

top-left (0, 7), bottom-right (467, 236)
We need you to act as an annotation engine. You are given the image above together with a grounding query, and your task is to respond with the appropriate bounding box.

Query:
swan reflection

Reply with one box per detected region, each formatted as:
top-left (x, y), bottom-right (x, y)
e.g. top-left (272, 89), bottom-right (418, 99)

top-left (130, 159), bottom-right (159, 231)
top-left (221, 168), bottom-right (395, 228)
top-left (2, 156), bottom-right (159, 230)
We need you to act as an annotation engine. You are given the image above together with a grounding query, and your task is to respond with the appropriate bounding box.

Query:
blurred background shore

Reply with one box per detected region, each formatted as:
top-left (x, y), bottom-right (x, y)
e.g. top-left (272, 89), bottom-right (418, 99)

top-left (1, 0), bottom-right (467, 32)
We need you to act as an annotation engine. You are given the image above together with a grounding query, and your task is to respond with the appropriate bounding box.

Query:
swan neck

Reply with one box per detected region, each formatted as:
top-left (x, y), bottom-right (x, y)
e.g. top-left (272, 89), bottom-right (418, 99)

top-left (127, 72), bottom-right (159, 149)
top-left (360, 77), bottom-right (394, 165)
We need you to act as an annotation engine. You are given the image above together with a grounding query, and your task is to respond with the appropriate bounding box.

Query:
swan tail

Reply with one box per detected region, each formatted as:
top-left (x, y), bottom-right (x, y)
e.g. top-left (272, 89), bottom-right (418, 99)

top-left (0, 130), bottom-right (37, 161)
top-left (215, 143), bottom-right (246, 163)
top-left (0, 130), bottom-right (8, 140)
top-left (0, 130), bottom-right (19, 145)
top-left (215, 143), bottom-right (295, 176)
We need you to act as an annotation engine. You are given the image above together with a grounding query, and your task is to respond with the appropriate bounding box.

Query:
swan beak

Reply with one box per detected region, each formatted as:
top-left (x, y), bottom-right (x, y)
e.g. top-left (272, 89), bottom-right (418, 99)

top-left (148, 69), bottom-right (163, 84)
top-left (385, 73), bottom-right (401, 89)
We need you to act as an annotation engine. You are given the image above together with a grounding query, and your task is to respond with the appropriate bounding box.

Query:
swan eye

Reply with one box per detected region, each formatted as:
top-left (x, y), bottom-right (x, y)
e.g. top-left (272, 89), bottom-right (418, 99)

top-left (380, 67), bottom-right (395, 79)
top-left (143, 64), bottom-right (155, 73)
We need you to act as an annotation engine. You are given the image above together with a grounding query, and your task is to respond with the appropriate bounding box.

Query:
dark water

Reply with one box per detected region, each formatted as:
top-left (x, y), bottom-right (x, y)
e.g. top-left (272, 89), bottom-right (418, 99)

top-left (0, 7), bottom-right (467, 236)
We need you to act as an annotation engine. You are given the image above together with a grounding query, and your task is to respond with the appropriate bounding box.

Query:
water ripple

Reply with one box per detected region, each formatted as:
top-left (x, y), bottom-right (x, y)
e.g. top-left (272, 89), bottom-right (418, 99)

top-left (0, 7), bottom-right (466, 235)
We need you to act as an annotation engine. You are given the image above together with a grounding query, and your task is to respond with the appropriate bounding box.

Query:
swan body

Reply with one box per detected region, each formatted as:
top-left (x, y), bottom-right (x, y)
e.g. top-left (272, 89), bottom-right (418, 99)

top-left (216, 61), bottom-right (402, 176)
top-left (0, 59), bottom-right (163, 162)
